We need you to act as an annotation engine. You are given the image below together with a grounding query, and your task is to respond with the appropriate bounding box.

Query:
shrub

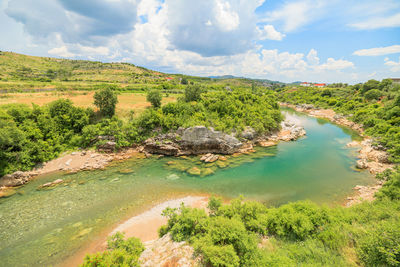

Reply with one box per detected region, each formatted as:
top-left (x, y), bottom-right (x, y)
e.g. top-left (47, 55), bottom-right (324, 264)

top-left (146, 89), bottom-right (162, 108)
top-left (94, 87), bottom-right (118, 117)
top-left (358, 221), bottom-right (400, 266)
top-left (81, 232), bottom-right (144, 267)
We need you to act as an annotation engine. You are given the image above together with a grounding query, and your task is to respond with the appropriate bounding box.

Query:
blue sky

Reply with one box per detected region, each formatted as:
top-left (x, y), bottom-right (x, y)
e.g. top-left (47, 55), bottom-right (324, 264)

top-left (0, 0), bottom-right (399, 83)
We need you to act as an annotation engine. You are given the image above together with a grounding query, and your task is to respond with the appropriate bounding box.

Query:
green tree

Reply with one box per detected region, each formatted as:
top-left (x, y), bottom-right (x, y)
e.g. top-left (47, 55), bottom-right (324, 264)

top-left (181, 77), bottom-right (188, 85)
top-left (146, 90), bottom-right (162, 108)
top-left (364, 89), bottom-right (382, 101)
top-left (184, 84), bottom-right (204, 102)
top-left (94, 87), bottom-right (118, 117)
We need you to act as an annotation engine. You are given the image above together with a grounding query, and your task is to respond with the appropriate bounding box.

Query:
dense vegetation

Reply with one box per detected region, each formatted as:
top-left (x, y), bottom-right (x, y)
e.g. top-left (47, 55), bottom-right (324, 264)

top-left (1, 52), bottom-right (400, 266)
top-left (81, 232), bottom-right (144, 267)
top-left (279, 79), bottom-right (400, 162)
top-left (0, 85), bottom-right (282, 176)
top-left (159, 184), bottom-right (400, 266)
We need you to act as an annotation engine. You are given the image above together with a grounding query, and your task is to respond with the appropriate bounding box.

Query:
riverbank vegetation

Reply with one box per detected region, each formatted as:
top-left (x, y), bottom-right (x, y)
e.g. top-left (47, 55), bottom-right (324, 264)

top-left (279, 79), bottom-right (400, 163)
top-left (1, 52), bottom-right (399, 266)
top-left (0, 84), bottom-right (282, 176)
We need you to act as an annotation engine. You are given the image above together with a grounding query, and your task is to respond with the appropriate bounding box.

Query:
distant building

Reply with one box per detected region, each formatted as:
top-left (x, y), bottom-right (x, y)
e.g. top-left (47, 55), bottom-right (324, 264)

top-left (300, 82), bottom-right (311, 87)
top-left (314, 83), bottom-right (326, 88)
top-left (390, 78), bottom-right (400, 84)
top-left (165, 77), bottom-right (173, 80)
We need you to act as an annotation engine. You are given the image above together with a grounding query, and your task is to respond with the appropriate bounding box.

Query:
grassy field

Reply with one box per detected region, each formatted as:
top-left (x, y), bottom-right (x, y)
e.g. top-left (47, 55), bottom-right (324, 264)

top-left (0, 91), bottom-right (178, 118)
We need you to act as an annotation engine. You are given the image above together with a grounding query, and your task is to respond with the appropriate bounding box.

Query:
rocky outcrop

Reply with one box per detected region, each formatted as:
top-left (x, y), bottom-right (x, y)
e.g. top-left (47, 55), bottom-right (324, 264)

top-left (181, 126), bottom-right (242, 154)
top-left (144, 126), bottom-right (243, 156)
top-left (140, 233), bottom-right (200, 267)
top-left (0, 171), bottom-right (33, 187)
top-left (278, 119), bottom-right (306, 141)
top-left (97, 141), bottom-right (116, 153)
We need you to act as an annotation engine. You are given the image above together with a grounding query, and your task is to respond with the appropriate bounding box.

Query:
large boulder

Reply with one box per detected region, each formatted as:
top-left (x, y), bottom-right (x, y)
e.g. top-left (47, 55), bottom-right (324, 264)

top-left (144, 126), bottom-right (243, 155)
top-left (97, 141), bottom-right (116, 153)
top-left (180, 126), bottom-right (242, 155)
top-left (0, 171), bottom-right (31, 187)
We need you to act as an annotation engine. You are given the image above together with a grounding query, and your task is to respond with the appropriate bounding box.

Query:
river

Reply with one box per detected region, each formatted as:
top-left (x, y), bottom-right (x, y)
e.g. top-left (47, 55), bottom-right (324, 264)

top-left (0, 109), bottom-right (374, 266)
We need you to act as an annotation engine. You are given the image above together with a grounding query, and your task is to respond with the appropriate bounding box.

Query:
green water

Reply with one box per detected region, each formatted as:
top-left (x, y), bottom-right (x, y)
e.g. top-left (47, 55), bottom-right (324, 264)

top-left (0, 109), bottom-right (374, 266)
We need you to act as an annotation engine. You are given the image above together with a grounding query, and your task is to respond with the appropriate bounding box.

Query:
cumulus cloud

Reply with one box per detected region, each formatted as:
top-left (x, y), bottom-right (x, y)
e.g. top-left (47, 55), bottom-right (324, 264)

top-left (257, 25), bottom-right (285, 41)
top-left (5, 0), bottom-right (138, 44)
top-left (165, 0), bottom-right (263, 56)
top-left (316, 58), bottom-right (354, 70)
top-left (353, 45), bottom-right (400, 56)
top-left (384, 57), bottom-right (400, 72)
top-left (350, 12), bottom-right (400, 30)
top-left (48, 46), bottom-right (76, 57)
top-left (306, 49), bottom-right (320, 65)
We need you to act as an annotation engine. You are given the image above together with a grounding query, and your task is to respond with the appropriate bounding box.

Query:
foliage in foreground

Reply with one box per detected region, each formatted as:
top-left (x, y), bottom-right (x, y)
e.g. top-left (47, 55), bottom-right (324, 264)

top-left (159, 185), bottom-right (400, 267)
top-left (81, 232), bottom-right (144, 267)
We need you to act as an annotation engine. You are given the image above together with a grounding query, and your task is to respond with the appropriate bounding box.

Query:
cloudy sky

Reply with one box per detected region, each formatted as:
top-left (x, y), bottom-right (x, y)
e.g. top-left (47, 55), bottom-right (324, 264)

top-left (0, 0), bottom-right (399, 83)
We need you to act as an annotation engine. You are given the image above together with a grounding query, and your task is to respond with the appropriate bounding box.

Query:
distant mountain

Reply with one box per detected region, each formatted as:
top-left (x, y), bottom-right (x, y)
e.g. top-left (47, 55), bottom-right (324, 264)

top-left (208, 75), bottom-right (240, 79)
top-left (208, 75), bottom-right (285, 85)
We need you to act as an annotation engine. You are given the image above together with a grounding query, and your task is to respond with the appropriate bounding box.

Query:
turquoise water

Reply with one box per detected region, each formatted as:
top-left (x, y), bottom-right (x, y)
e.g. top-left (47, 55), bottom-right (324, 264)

top-left (0, 109), bottom-right (374, 266)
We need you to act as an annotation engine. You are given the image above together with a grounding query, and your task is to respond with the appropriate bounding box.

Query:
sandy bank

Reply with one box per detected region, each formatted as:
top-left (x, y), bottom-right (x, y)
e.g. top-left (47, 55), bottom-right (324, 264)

top-left (0, 147), bottom-right (142, 194)
top-left (61, 196), bottom-right (208, 267)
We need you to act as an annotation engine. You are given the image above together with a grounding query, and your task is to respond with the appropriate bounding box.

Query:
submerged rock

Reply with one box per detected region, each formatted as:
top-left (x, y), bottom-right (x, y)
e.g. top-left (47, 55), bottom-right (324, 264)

top-left (187, 167), bottom-right (201, 176)
top-left (200, 153), bottom-right (219, 163)
top-left (39, 179), bottom-right (64, 188)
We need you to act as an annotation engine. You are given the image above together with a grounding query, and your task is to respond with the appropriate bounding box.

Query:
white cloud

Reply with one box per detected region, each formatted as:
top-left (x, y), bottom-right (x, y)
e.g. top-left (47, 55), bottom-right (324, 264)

top-left (214, 0), bottom-right (240, 31)
top-left (306, 48), bottom-right (319, 65)
top-left (384, 57), bottom-right (400, 72)
top-left (316, 58), bottom-right (354, 70)
top-left (350, 12), bottom-right (400, 30)
top-left (78, 45), bottom-right (109, 56)
top-left (262, 0), bottom-right (326, 32)
top-left (353, 45), bottom-right (400, 56)
top-left (257, 25), bottom-right (285, 40)
top-left (48, 46), bottom-right (75, 57)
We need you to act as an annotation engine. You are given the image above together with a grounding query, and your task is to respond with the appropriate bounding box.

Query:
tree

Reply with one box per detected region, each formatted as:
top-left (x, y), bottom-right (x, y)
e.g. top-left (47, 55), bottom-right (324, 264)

top-left (147, 90), bottom-right (162, 108)
top-left (362, 79), bottom-right (380, 94)
top-left (364, 89), bottom-right (382, 101)
top-left (94, 87), bottom-right (118, 117)
top-left (181, 77), bottom-right (188, 85)
top-left (184, 84), bottom-right (204, 102)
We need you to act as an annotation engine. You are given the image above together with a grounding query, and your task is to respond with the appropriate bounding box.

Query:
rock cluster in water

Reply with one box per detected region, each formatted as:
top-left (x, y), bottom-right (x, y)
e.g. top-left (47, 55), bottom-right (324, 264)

top-left (144, 126), bottom-right (243, 156)
top-left (144, 121), bottom-right (305, 156)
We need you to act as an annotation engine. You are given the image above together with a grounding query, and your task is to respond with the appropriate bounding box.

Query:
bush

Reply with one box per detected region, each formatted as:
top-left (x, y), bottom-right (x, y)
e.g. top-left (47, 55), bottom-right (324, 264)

top-left (146, 89), bottom-right (162, 108)
top-left (184, 84), bottom-right (204, 102)
top-left (94, 87), bottom-right (118, 117)
top-left (81, 232), bottom-right (144, 267)
top-left (358, 221), bottom-right (400, 266)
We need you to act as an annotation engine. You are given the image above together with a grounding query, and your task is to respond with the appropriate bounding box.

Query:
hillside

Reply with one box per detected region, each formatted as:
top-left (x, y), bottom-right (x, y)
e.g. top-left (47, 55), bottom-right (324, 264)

top-left (0, 51), bottom-right (279, 92)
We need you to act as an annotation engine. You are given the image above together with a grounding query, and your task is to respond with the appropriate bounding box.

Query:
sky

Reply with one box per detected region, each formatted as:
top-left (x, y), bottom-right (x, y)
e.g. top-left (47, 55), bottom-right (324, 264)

top-left (0, 0), bottom-right (400, 84)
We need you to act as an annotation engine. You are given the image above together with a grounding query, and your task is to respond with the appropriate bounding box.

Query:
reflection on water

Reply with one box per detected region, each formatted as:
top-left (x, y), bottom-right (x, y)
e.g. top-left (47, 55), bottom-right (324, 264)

top-left (0, 109), bottom-right (374, 266)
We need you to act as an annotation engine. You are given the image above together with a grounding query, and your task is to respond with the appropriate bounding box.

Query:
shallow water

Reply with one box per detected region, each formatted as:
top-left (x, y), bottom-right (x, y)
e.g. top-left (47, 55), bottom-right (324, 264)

top-left (0, 109), bottom-right (374, 266)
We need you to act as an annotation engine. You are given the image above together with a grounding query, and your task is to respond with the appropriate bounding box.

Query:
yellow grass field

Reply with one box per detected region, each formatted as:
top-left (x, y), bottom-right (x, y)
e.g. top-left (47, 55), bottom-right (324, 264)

top-left (0, 91), bottom-right (178, 118)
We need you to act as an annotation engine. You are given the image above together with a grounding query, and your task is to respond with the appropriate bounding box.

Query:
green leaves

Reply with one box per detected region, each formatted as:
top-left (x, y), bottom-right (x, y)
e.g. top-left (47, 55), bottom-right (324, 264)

top-left (81, 232), bottom-right (144, 267)
top-left (94, 87), bottom-right (118, 117)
